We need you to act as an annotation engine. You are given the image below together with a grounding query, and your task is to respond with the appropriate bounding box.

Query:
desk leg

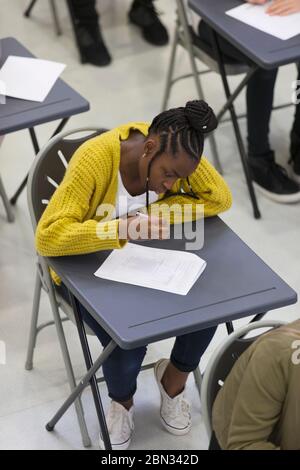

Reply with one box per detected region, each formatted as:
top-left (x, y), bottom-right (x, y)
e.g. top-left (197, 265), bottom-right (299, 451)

top-left (209, 29), bottom-right (261, 220)
top-left (46, 337), bottom-right (116, 449)
top-left (69, 292), bottom-right (113, 451)
top-left (10, 118), bottom-right (69, 205)
top-left (24, 0), bottom-right (38, 17)
top-left (250, 312), bottom-right (267, 323)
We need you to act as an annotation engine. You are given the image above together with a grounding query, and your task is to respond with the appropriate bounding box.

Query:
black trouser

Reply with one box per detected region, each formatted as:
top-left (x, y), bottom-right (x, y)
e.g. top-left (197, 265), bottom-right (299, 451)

top-left (209, 431), bottom-right (222, 450)
top-left (198, 21), bottom-right (300, 159)
top-left (69, 0), bottom-right (99, 27)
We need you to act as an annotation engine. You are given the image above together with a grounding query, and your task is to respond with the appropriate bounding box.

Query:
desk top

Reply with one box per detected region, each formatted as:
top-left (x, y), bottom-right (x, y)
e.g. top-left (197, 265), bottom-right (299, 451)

top-left (48, 217), bottom-right (297, 349)
top-left (0, 37), bottom-right (89, 134)
top-left (188, 0), bottom-right (300, 69)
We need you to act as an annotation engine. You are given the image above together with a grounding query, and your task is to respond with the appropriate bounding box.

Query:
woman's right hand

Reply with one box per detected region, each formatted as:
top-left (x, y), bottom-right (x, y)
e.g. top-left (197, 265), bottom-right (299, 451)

top-left (118, 214), bottom-right (170, 241)
top-left (246, 0), bottom-right (268, 4)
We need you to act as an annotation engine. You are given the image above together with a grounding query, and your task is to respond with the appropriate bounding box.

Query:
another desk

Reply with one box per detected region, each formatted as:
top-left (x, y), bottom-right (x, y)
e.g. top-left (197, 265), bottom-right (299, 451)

top-left (46, 217), bottom-right (297, 448)
top-left (188, 0), bottom-right (300, 69)
top-left (0, 37), bottom-right (89, 204)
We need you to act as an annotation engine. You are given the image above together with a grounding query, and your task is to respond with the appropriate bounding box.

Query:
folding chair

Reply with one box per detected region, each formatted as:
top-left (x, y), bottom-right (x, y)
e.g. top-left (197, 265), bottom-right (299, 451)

top-left (200, 319), bottom-right (287, 447)
top-left (162, 1), bottom-right (295, 220)
top-left (25, 127), bottom-right (106, 448)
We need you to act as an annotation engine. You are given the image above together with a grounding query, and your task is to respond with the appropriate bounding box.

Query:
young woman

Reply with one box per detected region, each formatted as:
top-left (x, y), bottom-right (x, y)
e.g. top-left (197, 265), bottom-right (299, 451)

top-left (36, 99), bottom-right (232, 450)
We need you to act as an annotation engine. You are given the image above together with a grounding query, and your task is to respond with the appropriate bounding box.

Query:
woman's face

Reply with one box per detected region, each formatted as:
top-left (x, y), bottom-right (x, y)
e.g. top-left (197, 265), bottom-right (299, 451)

top-left (140, 135), bottom-right (199, 194)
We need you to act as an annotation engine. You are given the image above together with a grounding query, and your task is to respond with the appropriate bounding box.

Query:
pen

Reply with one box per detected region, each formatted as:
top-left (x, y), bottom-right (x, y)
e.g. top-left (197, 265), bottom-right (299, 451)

top-left (135, 211), bottom-right (148, 218)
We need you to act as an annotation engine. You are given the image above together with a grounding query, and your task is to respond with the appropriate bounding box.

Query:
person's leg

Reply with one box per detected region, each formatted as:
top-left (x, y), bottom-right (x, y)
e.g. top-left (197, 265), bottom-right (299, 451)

top-left (247, 67), bottom-right (300, 202)
top-left (247, 68), bottom-right (278, 158)
top-left (165, 326), bottom-right (217, 394)
top-left (154, 326), bottom-right (217, 435)
top-left (197, 20), bottom-right (250, 64)
top-left (290, 64), bottom-right (300, 181)
top-left (68, 0), bottom-right (111, 66)
top-left (128, 0), bottom-right (169, 46)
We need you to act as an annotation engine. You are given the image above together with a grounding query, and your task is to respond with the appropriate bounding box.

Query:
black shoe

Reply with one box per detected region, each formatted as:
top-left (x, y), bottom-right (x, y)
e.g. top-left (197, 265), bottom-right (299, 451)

top-left (128, 0), bottom-right (169, 46)
top-left (289, 130), bottom-right (300, 184)
top-left (248, 152), bottom-right (300, 203)
top-left (76, 23), bottom-right (111, 66)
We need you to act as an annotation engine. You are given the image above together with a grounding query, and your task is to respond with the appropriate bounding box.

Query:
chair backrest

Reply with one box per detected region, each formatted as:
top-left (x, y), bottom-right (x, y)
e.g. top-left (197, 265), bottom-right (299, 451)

top-left (27, 128), bottom-right (107, 334)
top-left (27, 127), bottom-right (107, 229)
top-left (201, 320), bottom-right (287, 439)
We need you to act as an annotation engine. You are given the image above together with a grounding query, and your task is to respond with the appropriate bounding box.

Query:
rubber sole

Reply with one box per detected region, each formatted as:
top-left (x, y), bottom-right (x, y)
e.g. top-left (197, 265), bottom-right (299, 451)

top-left (253, 182), bottom-right (300, 204)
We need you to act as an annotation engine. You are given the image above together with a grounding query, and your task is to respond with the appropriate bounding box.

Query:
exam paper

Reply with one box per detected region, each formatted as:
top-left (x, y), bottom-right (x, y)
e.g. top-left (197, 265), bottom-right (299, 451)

top-left (0, 55), bottom-right (66, 102)
top-left (94, 243), bottom-right (207, 295)
top-left (226, 2), bottom-right (300, 41)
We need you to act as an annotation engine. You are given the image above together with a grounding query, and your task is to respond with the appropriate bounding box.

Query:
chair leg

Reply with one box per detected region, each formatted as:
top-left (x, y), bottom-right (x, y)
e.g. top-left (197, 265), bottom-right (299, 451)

top-left (176, 0), bottom-right (224, 175)
top-left (49, 0), bottom-right (62, 36)
top-left (193, 366), bottom-right (203, 401)
top-left (24, 0), bottom-right (38, 17)
top-left (210, 29), bottom-right (261, 219)
top-left (161, 24), bottom-right (180, 111)
top-left (0, 176), bottom-right (14, 222)
top-left (45, 274), bottom-right (92, 448)
top-left (25, 270), bottom-right (42, 370)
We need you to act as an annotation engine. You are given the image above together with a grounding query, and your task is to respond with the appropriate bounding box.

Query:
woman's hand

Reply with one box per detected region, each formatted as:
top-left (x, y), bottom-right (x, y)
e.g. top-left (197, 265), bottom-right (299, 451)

top-left (267, 0), bottom-right (300, 15)
top-left (118, 214), bottom-right (170, 241)
top-left (247, 0), bottom-right (269, 4)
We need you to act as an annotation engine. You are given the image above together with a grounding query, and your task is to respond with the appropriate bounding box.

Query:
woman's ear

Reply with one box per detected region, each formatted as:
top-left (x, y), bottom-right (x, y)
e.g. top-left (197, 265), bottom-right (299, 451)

top-left (143, 138), bottom-right (157, 158)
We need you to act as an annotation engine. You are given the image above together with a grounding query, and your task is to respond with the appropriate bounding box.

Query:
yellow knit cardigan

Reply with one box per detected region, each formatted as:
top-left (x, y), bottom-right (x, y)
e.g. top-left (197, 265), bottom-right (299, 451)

top-left (35, 122), bottom-right (232, 283)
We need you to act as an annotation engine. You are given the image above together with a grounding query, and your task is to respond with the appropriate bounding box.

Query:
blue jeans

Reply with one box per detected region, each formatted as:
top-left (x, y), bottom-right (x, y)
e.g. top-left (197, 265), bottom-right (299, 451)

top-left (57, 283), bottom-right (217, 402)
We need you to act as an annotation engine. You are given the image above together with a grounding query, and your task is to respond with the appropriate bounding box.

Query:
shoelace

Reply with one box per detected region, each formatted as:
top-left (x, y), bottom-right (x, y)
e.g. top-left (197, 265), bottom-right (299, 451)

top-left (108, 404), bottom-right (133, 439)
top-left (165, 395), bottom-right (190, 419)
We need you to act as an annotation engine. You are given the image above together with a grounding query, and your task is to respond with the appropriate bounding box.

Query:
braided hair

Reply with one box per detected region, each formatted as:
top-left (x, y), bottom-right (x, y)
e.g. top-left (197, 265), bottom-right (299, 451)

top-left (148, 100), bottom-right (218, 162)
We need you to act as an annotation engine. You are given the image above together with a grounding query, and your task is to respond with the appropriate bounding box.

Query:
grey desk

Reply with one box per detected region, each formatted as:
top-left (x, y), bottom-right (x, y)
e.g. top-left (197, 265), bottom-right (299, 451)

top-left (48, 217), bottom-right (297, 350)
top-left (188, 0), bottom-right (300, 70)
top-left (0, 37), bottom-right (89, 204)
top-left (45, 217), bottom-right (297, 449)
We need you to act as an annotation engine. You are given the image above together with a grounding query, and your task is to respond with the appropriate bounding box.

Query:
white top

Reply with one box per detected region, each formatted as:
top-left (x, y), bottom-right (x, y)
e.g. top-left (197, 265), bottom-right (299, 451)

top-left (114, 172), bottom-right (158, 218)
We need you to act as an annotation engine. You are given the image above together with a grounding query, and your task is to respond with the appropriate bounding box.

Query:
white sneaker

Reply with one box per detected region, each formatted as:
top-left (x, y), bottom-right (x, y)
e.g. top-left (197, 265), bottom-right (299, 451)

top-left (154, 358), bottom-right (191, 436)
top-left (99, 400), bottom-right (134, 450)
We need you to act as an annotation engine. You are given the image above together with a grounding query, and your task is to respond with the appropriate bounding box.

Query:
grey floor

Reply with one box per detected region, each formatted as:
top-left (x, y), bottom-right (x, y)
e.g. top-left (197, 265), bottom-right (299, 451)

top-left (0, 0), bottom-right (299, 451)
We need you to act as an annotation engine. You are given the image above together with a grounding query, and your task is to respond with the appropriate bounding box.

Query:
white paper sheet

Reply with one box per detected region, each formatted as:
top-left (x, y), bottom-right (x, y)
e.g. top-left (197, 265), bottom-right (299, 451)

top-left (0, 55), bottom-right (66, 102)
top-left (94, 243), bottom-right (207, 295)
top-left (226, 2), bottom-right (300, 41)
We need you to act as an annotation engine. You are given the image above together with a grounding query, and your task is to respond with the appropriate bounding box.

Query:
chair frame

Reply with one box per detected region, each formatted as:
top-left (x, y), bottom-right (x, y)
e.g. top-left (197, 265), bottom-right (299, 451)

top-left (201, 319), bottom-right (287, 442)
